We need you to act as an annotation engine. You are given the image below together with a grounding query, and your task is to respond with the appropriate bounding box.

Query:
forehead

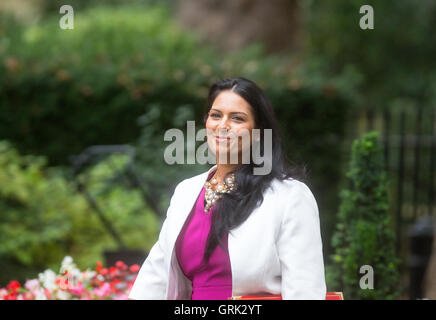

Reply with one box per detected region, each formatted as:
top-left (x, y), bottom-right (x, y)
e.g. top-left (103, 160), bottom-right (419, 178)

top-left (211, 90), bottom-right (253, 114)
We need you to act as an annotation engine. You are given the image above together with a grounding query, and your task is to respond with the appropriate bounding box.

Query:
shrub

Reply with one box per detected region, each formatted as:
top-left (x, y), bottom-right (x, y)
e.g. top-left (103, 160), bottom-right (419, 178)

top-left (0, 3), bottom-right (290, 165)
top-left (327, 131), bottom-right (401, 299)
top-left (0, 141), bottom-right (158, 286)
top-left (0, 3), bottom-right (350, 165)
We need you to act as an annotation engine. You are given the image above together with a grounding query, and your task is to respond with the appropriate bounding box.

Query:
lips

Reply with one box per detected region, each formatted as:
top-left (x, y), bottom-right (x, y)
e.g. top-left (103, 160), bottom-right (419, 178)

top-left (215, 136), bottom-right (231, 142)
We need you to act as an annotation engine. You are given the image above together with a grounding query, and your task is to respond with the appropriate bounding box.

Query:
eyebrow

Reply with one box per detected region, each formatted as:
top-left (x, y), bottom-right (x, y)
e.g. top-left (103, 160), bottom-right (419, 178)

top-left (210, 108), bottom-right (248, 116)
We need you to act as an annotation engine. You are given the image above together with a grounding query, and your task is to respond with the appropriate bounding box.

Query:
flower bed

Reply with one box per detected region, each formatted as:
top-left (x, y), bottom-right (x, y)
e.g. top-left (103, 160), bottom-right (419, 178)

top-left (0, 256), bottom-right (140, 300)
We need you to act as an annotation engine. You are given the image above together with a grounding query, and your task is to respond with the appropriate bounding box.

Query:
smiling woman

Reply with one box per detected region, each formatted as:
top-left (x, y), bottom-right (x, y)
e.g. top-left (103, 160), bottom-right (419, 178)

top-left (205, 90), bottom-right (256, 163)
top-left (129, 77), bottom-right (326, 300)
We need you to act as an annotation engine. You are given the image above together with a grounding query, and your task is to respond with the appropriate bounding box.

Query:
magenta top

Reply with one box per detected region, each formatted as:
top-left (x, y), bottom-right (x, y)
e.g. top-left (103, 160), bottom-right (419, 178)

top-left (175, 172), bottom-right (232, 300)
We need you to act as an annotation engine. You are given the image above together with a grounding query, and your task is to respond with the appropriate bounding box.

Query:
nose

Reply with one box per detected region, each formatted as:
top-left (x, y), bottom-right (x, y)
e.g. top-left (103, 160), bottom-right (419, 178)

top-left (217, 117), bottom-right (230, 133)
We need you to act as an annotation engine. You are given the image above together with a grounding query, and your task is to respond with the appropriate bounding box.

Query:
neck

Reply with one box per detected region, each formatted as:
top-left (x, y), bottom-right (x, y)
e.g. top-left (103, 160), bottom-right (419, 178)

top-left (213, 163), bottom-right (239, 182)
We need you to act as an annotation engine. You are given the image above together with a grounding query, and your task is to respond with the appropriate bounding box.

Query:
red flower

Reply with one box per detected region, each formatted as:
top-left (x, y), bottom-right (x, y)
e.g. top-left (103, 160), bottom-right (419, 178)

top-left (3, 292), bottom-right (18, 300)
top-left (90, 277), bottom-right (102, 288)
top-left (100, 268), bottom-right (109, 276)
top-left (95, 261), bottom-right (103, 273)
top-left (129, 264), bottom-right (140, 273)
top-left (109, 279), bottom-right (122, 293)
top-left (56, 276), bottom-right (69, 290)
top-left (115, 261), bottom-right (127, 271)
top-left (6, 280), bottom-right (21, 292)
top-left (44, 288), bottom-right (51, 300)
top-left (109, 267), bottom-right (118, 277)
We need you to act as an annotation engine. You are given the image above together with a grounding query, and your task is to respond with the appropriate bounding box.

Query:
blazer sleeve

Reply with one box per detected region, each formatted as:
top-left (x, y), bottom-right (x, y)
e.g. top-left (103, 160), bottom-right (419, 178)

top-left (276, 181), bottom-right (327, 300)
top-left (128, 183), bottom-right (181, 300)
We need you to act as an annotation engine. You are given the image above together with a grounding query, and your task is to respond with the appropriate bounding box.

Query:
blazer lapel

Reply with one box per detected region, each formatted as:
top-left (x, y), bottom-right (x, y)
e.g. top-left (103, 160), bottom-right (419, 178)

top-left (168, 165), bottom-right (217, 254)
top-left (166, 165), bottom-right (218, 298)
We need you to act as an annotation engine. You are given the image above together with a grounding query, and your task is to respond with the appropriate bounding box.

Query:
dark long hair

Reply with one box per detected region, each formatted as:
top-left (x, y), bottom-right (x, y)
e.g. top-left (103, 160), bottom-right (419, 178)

top-left (202, 77), bottom-right (306, 262)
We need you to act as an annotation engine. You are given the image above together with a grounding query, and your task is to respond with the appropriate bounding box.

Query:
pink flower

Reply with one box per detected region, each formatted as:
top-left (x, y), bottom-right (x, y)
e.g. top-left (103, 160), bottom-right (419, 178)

top-left (1, 257), bottom-right (142, 300)
top-left (0, 289), bottom-right (9, 299)
top-left (25, 279), bottom-right (41, 292)
top-left (23, 292), bottom-right (35, 300)
top-left (69, 282), bottom-right (84, 296)
top-left (93, 282), bottom-right (111, 299)
top-left (44, 288), bottom-right (51, 300)
top-left (113, 293), bottom-right (128, 300)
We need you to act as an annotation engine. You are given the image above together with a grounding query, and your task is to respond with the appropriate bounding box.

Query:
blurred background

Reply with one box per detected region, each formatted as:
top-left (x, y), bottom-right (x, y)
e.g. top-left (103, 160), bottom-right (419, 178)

top-left (0, 0), bottom-right (435, 299)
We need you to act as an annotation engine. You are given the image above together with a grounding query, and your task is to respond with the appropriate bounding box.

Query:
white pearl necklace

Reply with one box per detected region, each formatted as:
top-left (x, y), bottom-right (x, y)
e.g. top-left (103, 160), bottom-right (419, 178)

top-left (203, 174), bottom-right (235, 214)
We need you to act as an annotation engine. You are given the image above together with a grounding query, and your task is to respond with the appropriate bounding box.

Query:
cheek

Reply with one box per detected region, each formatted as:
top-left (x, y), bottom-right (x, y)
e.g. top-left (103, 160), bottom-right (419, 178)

top-left (205, 119), bottom-right (217, 131)
top-left (206, 127), bottom-right (216, 148)
top-left (231, 127), bottom-right (253, 151)
top-left (205, 121), bottom-right (214, 138)
top-left (234, 124), bottom-right (254, 139)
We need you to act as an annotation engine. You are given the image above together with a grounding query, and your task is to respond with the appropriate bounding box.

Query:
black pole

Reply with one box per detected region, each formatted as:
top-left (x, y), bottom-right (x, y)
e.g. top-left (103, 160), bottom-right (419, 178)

top-left (76, 181), bottom-right (126, 249)
top-left (412, 106), bottom-right (423, 219)
top-left (429, 109), bottom-right (435, 217)
top-left (366, 108), bottom-right (374, 132)
top-left (396, 111), bottom-right (406, 256)
top-left (383, 109), bottom-right (391, 172)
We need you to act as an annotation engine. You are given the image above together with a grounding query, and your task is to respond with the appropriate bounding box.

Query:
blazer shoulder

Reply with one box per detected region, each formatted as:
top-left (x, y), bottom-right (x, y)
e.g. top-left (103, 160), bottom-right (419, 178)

top-left (270, 177), bottom-right (312, 194)
top-left (172, 169), bottom-right (210, 194)
top-left (269, 177), bottom-right (318, 207)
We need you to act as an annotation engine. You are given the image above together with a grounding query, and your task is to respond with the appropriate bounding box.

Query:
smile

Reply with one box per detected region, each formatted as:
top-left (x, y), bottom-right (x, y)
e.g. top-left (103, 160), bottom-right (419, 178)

top-left (215, 136), bottom-right (232, 142)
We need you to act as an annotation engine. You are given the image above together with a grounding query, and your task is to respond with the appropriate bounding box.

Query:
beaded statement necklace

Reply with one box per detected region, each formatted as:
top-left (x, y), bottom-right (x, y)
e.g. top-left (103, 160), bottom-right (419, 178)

top-left (203, 173), bottom-right (235, 214)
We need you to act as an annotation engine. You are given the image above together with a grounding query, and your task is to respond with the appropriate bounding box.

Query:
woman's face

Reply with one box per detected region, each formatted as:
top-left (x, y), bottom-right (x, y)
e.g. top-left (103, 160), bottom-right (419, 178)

top-left (206, 90), bottom-right (256, 163)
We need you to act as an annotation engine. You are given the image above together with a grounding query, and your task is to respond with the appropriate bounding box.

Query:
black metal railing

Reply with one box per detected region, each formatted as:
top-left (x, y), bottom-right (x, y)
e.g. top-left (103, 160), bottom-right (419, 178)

top-left (345, 106), bottom-right (435, 298)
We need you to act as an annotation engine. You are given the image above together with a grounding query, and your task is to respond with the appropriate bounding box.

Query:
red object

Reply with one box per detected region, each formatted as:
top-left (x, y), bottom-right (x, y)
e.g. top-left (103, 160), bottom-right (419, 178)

top-left (115, 261), bottom-right (127, 271)
top-left (109, 279), bottom-right (120, 292)
top-left (325, 292), bottom-right (344, 300)
top-left (4, 293), bottom-right (18, 300)
top-left (129, 264), bottom-right (140, 273)
top-left (44, 288), bottom-right (52, 300)
top-left (95, 261), bottom-right (103, 273)
top-left (229, 292), bottom-right (344, 300)
top-left (6, 280), bottom-right (21, 292)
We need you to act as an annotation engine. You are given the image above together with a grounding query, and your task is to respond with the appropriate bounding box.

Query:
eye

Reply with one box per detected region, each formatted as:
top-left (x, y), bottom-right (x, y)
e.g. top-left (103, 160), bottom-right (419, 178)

top-left (233, 116), bottom-right (244, 122)
top-left (209, 112), bottom-right (220, 118)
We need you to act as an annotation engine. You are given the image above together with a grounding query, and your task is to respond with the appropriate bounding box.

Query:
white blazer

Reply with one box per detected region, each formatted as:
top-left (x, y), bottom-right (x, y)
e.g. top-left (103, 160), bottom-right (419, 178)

top-left (128, 165), bottom-right (326, 300)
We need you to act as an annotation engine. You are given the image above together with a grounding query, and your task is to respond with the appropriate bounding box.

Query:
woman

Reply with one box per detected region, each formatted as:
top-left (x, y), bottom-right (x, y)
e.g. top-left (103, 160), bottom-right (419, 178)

top-left (129, 77), bottom-right (326, 300)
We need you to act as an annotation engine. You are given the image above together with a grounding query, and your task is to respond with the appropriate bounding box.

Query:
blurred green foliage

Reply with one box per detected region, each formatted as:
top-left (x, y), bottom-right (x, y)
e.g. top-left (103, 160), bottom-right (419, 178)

top-left (326, 132), bottom-right (400, 299)
top-left (1, 4), bottom-right (204, 165)
top-left (0, 3), bottom-right (299, 165)
top-left (0, 1), bottom-right (371, 284)
top-left (0, 3), bottom-right (350, 249)
top-left (0, 141), bottom-right (159, 286)
top-left (0, 0), bottom-right (429, 296)
top-left (0, 2), bottom-right (352, 163)
top-left (303, 0), bottom-right (436, 110)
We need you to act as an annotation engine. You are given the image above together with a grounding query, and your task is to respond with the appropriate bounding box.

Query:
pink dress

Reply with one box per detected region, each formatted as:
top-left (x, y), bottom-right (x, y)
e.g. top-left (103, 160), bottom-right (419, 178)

top-left (175, 172), bottom-right (232, 300)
